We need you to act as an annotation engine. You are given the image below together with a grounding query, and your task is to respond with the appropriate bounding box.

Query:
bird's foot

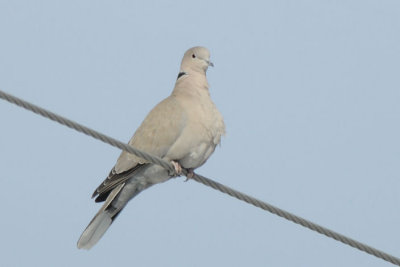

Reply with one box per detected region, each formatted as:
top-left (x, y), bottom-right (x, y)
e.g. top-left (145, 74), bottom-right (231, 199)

top-left (170, 160), bottom-right (182, 176)
top-left (184, 168), bottom-right (195, 182)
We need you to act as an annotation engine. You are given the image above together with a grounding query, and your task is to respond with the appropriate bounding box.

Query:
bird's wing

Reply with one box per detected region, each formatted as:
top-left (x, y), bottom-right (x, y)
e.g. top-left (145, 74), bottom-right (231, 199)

top-left (92, 96), bottom-right (187, 201)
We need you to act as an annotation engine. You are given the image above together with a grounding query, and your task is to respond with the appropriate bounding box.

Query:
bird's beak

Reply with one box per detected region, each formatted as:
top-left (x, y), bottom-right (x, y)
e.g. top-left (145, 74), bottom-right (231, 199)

top-left (208, 60), bottom-right (214, 67)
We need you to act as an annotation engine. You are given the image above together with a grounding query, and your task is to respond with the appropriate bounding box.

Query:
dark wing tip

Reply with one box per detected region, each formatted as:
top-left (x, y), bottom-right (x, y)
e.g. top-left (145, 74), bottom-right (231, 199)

top-left (91, 190), bottom-right (99, 199)
top-left (90, 164), bottom-right (145, 202)
top-left (91, 168), bottom-right (115, 199)
top-left (94, 192), bottom-right (110, 203)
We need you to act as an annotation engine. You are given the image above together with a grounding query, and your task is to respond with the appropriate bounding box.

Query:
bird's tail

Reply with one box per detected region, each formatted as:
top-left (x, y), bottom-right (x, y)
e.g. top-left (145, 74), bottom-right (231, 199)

top-left (77, 184), bottom-right (125, 250)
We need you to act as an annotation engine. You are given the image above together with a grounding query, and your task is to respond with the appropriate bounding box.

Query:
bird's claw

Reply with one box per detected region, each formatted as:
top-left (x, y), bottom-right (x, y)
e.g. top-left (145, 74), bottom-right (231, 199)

top-left (170, 160), bottom-right (182, 176)
top-left (170, 162), bottom-right (194, 181)
top-left (184, 168), bottom-right (195, 182)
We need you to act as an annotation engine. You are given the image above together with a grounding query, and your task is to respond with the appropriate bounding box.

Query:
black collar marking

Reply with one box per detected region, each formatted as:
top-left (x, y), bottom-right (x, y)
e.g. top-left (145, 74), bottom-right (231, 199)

top-left (177, 72), bottom-right (186, 80)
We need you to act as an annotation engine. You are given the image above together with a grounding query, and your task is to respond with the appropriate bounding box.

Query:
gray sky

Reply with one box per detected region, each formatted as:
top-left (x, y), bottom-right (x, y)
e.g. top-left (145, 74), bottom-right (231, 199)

top-left (1, 1), bottom-right (399, 266)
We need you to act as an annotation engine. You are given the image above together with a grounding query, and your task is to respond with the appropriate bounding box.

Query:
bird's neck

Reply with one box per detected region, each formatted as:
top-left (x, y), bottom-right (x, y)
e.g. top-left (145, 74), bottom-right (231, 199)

top-left (173, 72), bottom-right (210, 96)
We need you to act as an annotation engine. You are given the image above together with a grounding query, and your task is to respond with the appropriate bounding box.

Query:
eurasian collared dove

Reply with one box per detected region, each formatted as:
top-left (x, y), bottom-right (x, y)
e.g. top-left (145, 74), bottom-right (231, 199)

top-left (77, 46), bottom-right (225, 249)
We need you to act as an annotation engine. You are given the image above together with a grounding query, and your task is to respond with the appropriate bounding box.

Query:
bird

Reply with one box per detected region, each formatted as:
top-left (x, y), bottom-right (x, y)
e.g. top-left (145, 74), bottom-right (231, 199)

top-left (77, 46), bottom-right (225, 250)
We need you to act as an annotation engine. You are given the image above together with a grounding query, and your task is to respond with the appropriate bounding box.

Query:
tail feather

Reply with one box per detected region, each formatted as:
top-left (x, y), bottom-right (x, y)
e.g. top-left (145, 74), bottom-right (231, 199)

top-left (77, 179), bottom-right (154, 249)
top-left (77, 210), bottom-right (113, 249)
top-left (77, 183), bottom-right (125, 250)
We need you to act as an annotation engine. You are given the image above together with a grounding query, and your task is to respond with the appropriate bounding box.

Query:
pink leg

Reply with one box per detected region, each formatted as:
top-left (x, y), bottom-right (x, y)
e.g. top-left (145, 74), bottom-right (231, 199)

top-left (184, 168), bottom-right (195, 182)
top-left (170, 160), bottom-right (182, 176)
top-left (187, 168), bottom-right (194, 178)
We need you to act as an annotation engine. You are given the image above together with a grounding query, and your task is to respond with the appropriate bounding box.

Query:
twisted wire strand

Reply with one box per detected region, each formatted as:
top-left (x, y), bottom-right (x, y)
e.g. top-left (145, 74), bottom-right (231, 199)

top-left (0, 90), bottom-right (174, 173)
top-left (1, 89), bottom-right (399, 266)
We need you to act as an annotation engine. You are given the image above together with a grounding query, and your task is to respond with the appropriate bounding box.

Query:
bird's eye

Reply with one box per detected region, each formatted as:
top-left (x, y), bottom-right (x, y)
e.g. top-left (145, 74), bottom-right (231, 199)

top-left (192, 54), bottom-right (196, 58)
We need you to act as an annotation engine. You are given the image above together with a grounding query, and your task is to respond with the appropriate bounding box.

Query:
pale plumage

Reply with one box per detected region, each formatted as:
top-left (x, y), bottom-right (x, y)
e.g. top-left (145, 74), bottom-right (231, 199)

top-left (77, 46), bottom-right (225, 249)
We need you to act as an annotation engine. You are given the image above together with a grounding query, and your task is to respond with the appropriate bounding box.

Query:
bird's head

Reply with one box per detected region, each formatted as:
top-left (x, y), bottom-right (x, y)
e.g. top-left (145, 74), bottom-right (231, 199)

top-left (180, 46), bottom-right (213, 74)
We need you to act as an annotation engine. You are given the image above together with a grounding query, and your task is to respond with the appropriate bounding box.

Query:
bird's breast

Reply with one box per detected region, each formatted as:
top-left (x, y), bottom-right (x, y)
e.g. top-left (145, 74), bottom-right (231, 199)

top-left (176, 95), bottom-right (225, 168)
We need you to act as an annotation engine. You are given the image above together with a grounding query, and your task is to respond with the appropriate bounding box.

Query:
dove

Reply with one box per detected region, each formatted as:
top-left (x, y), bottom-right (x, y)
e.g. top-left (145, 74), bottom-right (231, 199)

top-left (77, 46), bottom-right (225, 249)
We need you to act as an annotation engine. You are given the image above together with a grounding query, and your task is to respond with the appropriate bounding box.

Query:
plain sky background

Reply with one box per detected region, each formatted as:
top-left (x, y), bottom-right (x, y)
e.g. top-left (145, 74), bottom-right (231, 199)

top-left (0, 1), bottom-right (399, 266)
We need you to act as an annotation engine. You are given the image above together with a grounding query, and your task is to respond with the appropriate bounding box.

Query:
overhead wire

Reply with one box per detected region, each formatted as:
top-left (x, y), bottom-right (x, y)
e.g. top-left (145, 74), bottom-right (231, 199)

top-left (1, 89), bottom-right (399, 266)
